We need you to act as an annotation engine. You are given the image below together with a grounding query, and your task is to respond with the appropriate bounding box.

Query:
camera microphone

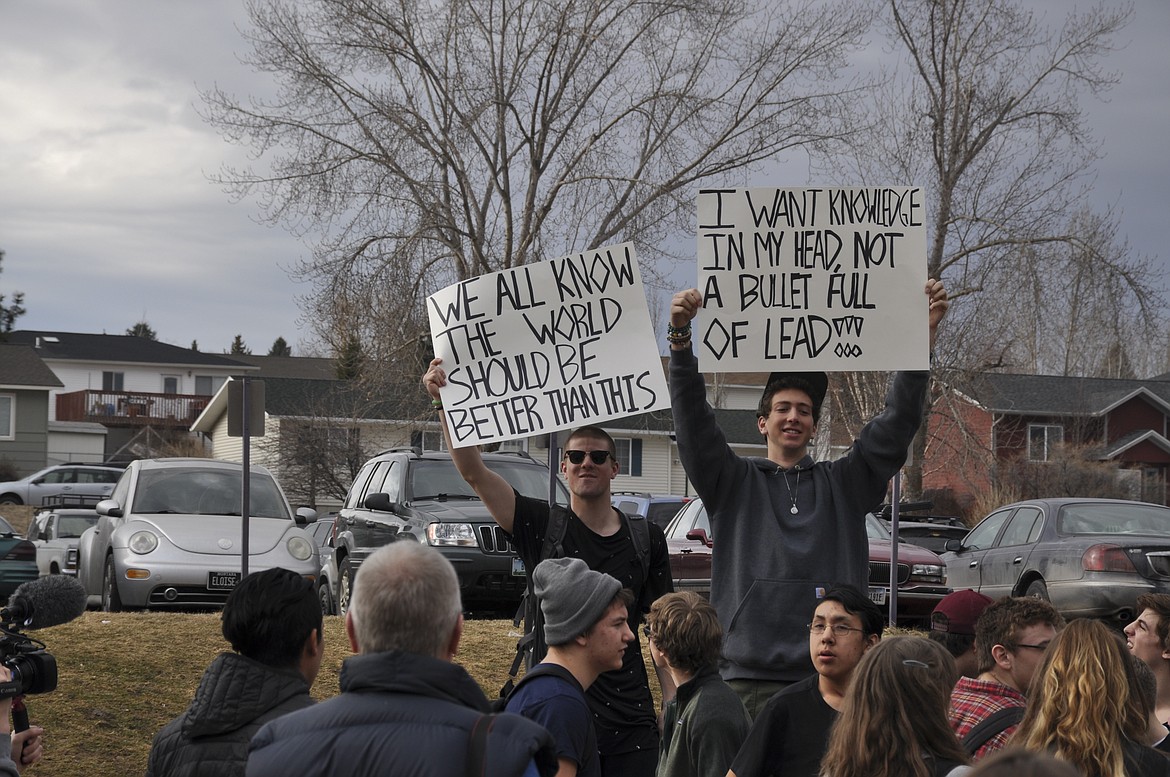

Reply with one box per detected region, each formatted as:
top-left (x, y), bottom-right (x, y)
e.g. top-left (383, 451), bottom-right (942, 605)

top-left (1, 576), bottom-right (88, 630)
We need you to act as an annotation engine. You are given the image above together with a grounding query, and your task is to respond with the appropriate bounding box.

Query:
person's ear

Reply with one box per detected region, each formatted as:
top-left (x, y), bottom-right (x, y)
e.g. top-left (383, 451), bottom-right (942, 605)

top-left (991, 643), bottom-right (1013, 670)
top-left (757, 415), bottom-right (768, 436)
top-left (864, 633), bottom-right (880, 651)
top-left (445, 613), bottom-right (464, 660)
top-left (345, 612), bottom-right (360, 653)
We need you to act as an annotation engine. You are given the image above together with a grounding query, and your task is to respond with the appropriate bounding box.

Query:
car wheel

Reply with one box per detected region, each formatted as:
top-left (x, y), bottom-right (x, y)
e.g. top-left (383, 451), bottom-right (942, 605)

top-left (0, 495), bottom-right (21, 506)
top-left (1025, 579), bottom-right (1049, 601)
top-left (102, 555), bottom-right (124, 613)
top-left (318, 580), bottom-right (334, 617)
top-left (339, 557), bottom-right (354, 617)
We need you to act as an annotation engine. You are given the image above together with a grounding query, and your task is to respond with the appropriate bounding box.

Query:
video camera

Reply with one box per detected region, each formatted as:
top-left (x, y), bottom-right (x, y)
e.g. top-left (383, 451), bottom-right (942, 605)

top-left (0, 576), bottom-right (87, 698)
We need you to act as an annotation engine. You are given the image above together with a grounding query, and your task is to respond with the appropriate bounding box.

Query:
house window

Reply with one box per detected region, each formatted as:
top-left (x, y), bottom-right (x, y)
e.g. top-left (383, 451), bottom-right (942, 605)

top-left (102, 371), bottom-right (124, 392)
top-left (614, 438), bottom-right (643, 477)
top-left (194, 375), bottom-right (226, 395)
top-left (1027, 424), bottom-right (1063, 461)
top-left (162, 376), bottom-right (179, 394)
top-left (0, 394), bottom-right (13, 440)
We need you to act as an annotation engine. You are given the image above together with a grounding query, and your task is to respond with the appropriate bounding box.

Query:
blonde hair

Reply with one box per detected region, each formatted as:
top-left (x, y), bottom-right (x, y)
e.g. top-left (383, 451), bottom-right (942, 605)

top-left (819, 636), bottom-right (967, 777)
top-left (1014, 618), bottom-right (1146, 777)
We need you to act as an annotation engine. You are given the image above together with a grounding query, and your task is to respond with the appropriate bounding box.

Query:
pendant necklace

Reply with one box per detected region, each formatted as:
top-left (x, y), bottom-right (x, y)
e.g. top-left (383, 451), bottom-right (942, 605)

top-left (782, 467), bottom-right (800, 514)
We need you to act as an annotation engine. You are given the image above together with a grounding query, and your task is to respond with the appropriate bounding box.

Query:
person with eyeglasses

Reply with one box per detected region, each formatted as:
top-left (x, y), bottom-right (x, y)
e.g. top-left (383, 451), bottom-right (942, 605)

top-left (667, 280), bottom-right (949, 719)
top-left (422, 360), bottom-right (675, 777)
top-left (948, 596), bottom-right (1063, 761)
top-left (729, 586), bottom-right (882, 777)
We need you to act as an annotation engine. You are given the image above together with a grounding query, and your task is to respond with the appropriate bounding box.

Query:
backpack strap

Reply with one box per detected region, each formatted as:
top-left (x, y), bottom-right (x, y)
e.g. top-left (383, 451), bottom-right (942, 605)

top-left (961, 706), bottom-right (1024, 755)
top-left (466, 713), bottom-right (496, 777)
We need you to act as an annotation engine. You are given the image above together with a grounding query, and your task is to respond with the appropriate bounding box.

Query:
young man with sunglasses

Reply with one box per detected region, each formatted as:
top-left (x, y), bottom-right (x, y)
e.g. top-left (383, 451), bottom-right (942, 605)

top-left (422, 361), bottom-right (674, 777)
top-left (667, 279), bottom-right (949, 718)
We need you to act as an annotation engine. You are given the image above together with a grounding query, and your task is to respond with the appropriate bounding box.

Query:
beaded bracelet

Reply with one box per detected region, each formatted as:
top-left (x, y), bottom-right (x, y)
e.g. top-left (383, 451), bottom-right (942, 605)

top-left (431, 398), bottom-right (443, 409)
top-left (666, 323), bottom-right (692, 343)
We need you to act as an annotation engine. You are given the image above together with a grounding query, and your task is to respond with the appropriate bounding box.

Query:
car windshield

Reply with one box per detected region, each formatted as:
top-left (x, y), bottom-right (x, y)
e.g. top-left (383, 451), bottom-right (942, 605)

top-left (410, 459), bottom-right (568, 505)
top-left (666, 502), bottom-right (710, 539)
top-left (865, 513), bottom-right (892, 539)
top-left (1057, 503), bottom-right (1170, 536)
top-left (58, 514), bottom-right (98, 538)
top-left (0, 516), bottom-right (13, 534)
top-left (131, 467), bottom-right (291, 519)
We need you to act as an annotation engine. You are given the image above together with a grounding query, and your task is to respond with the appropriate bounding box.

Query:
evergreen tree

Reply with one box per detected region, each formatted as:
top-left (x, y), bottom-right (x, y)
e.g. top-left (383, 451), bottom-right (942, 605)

top-left (268, 336), bottom-right (292, 357)
top-left (230, 334), bottom-right (251, 355)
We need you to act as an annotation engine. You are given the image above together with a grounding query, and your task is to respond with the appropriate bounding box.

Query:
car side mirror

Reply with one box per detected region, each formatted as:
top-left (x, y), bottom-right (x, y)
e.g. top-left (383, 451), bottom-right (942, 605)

top-left (294, 507), bottom-right (318, 525)
top-left (686, 528), bottom-right (713, 548)
top-left (96, 499), bottom-right (123, 519)
top-left (944, 538), bottom-right (964, 553)
top-left (364, 492), bottom-right (395, 512)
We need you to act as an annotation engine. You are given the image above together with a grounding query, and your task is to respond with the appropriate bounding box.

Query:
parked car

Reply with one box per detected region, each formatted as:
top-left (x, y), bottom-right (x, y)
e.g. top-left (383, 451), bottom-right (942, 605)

top-left (0, 463), bottom-right (123, 506)
top-left (307, 513), bottom-right (340, 616)
top-left (871, 503), bottom-right (969, 554)
top-left (27, 507), bottom-right (98, 576)
top-left (76, 458), bottom-right (319, 611)
top-left (663, 498), bottom-right (950, 623)
top-left (610, 492), bottom-right (692, 530)
top-left (0, 516), bottom-right (38, 597)
top-left (941, 498), bottom-right (1170, 626)
top-left (330, 448), bottom-right (569, 615)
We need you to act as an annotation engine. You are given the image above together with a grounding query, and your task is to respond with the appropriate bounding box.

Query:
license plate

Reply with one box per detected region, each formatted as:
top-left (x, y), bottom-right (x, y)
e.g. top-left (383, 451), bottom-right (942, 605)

top-left (511, 557), bottom-right (526, 577)
top-left (868, 587), bottom-right (887, 605)
top-left (208, 571), bottom-right (241, 590)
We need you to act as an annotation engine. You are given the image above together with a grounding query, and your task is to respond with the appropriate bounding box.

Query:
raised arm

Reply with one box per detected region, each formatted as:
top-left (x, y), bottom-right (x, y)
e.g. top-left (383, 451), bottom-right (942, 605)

top-left (423, 358), bottom-right (518, 533)
top-left (926, 277), bottom-right (949, 351)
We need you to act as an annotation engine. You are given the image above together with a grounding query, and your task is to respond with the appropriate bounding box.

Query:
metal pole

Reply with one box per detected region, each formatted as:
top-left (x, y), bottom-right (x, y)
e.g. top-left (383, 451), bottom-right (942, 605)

top-left (888, 472), bottom-right (900, 625)
top-left (241, 377), bottom-right (251, 578)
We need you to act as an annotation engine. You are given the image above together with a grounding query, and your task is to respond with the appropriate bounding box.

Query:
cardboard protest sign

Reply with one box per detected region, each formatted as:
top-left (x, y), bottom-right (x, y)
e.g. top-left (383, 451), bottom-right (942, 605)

top-left (696, 187), bottom-right (929, 372)
top-left (427, 243), bottom-right (671, 447)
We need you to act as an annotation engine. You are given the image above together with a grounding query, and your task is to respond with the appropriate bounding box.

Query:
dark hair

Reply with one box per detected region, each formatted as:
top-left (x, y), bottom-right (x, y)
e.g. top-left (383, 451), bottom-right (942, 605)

top-left (968, 748), bottom-right (1081, 777)
top-left (222, 567), bottom-right (321, 668)
top-left (757, 376), bottom-right (822, 424)
top-left (974, 596), bottom-right (1064, 674)
top-left (928, 629), bottom-right (976, 660)
top-left (1136, 593), bottom-right (1170, 650)
top-left (565, 426), bottom-right (617, 456)
top-left (823, 585), bottom-right (885, 637)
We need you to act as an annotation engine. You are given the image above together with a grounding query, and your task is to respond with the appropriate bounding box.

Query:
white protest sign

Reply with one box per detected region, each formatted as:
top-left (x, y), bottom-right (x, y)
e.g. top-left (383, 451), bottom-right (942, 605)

top-left (428, 243), bottom-right (670, 447)
top-left (696, 187), bottom-right (929, 372)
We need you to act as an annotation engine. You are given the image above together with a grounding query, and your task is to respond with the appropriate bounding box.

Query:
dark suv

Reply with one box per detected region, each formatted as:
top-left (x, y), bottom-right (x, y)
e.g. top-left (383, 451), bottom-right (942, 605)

top-left (330, 448), bottom-right (568, 612)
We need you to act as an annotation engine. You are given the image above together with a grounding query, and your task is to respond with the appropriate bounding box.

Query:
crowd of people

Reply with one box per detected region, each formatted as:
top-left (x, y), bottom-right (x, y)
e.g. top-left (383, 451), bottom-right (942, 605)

top-left (120, 276), bottom-right (1170, 777)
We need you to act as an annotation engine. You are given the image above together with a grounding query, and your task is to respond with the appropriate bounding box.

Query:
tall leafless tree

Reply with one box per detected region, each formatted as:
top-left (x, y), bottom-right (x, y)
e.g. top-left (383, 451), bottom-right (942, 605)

top-left (822, 0), bottom-right (1162, 496)
top-left (202, 0), bottom-right (872, 371)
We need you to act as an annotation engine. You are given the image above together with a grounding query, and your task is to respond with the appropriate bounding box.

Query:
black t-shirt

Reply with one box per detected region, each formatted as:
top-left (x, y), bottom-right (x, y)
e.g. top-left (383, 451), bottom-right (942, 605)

top-left (730, 673), bottom-right (835, 777)
top-left (510, 494), bottom-right (673, 757)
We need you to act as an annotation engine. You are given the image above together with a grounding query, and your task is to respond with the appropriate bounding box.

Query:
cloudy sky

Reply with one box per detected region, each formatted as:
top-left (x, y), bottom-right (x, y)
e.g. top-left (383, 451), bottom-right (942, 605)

top-left (1, 1), bottom-right (1167, 358)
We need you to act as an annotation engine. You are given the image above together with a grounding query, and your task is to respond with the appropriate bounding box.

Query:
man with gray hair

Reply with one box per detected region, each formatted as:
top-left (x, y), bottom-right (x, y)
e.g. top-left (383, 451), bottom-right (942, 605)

top-left (247, 542), bottom-right (558, 777)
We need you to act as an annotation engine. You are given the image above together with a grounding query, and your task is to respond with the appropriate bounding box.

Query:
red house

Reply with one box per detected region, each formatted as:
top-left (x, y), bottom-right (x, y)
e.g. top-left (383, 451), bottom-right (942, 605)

top-left (924, 373), bottom-right (1170, 511)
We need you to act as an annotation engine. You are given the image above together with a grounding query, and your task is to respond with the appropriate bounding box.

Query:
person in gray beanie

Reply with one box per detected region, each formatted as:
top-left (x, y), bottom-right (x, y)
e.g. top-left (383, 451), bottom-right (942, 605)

top-left (506, 557), bottom-right (635, 777)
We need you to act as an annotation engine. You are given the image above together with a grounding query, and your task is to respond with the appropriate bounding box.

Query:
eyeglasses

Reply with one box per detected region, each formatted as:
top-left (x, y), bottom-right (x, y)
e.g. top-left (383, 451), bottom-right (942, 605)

top-left (807, 623), bottom-right (863, 637)
top-left (564, 450), bottom-right (613, 465)
top-left (642, 625), bottom-right (654, 641)
top-left (1012, 642), bottom-right (1051, 651)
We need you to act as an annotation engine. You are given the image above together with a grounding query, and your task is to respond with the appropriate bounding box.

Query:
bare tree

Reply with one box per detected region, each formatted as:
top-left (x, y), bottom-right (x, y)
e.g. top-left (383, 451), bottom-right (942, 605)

top-left (822, 0), bottom-right (1162, 495)
top-left (202, 0), bottom-right (873, 368)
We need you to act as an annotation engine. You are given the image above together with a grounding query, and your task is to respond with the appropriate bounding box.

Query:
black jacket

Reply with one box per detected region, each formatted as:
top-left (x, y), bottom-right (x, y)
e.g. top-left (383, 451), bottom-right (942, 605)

top-left (147, 652), bottom-right (314, 777)
top-left (246, 650), bottom-right (558, 777)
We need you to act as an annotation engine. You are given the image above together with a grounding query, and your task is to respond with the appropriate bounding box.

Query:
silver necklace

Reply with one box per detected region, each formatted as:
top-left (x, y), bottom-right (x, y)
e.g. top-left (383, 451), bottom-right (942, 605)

top-left (781, 467), bottom-right (800, 514)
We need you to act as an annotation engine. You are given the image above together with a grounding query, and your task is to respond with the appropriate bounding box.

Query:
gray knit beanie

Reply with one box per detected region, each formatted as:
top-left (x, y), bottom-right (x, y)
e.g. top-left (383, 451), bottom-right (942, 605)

top-left (533, 557), bottom-right (623, 646)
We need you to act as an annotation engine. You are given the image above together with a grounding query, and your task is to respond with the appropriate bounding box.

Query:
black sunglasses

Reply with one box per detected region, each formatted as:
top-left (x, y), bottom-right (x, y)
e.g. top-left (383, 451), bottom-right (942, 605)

top-left (564, 450), bottom-right (613, 465)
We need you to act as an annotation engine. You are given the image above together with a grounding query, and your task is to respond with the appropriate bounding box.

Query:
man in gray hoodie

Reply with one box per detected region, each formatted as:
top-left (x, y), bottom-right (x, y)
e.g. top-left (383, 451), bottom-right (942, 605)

top-left (667, 279), bottom-right (948, 718)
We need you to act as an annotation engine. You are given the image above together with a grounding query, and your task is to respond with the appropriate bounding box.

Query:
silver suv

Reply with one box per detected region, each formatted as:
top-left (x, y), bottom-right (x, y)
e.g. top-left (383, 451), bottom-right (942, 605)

top-left (0, 464), bottom-right (124, 506)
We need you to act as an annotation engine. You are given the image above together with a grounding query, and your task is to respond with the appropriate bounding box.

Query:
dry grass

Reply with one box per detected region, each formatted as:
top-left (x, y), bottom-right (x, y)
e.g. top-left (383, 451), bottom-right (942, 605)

top-left (22, 611), bottom-right (664, 777)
